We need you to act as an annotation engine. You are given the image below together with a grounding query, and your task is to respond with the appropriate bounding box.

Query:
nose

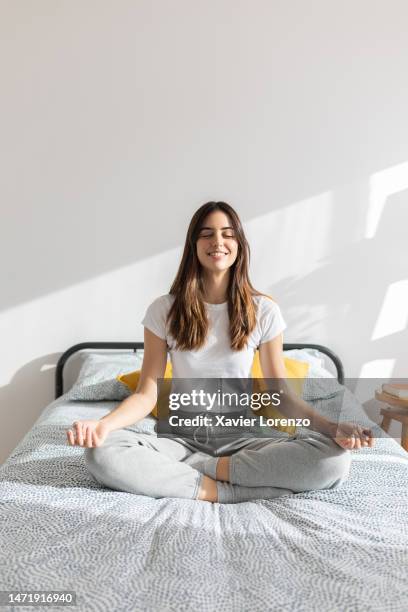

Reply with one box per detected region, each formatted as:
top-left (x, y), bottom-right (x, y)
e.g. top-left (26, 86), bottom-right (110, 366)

top-left (211, 231), bottom-right (225, 248)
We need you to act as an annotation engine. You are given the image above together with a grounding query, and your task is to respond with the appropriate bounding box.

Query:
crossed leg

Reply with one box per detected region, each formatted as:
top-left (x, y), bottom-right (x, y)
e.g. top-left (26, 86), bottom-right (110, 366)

top-left (196, 430), bottom-right (352, 503)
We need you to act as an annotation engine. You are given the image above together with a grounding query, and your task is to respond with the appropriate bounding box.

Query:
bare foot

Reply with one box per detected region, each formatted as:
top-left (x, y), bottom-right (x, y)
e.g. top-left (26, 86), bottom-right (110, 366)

top-left (196, 475), bottom-right (218, 502)
top-left (216, 456), bottom-right (230, 481)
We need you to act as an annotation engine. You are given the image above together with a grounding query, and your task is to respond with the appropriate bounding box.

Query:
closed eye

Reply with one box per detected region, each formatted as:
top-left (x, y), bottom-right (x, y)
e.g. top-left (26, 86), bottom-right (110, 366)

top-left (200, 233), bottom-right (235, 238)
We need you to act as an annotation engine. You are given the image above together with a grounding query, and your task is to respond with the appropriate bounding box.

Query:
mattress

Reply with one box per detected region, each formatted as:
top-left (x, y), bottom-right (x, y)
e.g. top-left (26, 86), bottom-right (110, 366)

top-left (0, 387), bottom-right (407, 612)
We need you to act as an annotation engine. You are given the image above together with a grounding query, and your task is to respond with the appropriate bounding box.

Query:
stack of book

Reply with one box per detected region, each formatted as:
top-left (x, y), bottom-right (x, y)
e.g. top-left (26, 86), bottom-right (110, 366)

top-left (381, 384), bottom-right (408, 400)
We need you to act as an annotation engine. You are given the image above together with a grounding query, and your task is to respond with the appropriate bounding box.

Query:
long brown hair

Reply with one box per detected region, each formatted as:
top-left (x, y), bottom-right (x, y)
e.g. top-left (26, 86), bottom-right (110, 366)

top-left (167, 201), bottom-right (274, 351)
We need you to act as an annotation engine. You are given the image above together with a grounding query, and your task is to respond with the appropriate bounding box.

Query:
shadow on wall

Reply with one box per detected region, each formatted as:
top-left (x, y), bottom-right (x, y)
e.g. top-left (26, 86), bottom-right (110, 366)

top-left (0, 352), bottom-right (79, 465)
top-left (2, 185), bottom-right (407, 465)
top-left (270, 191), bottom-right (408, 378)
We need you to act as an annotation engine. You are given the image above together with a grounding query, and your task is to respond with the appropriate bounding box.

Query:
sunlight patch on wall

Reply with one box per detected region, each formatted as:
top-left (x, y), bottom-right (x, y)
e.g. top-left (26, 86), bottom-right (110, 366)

top-left (0, 245), bottom-right (181, 388)
top-left (358, 359), bottom-right (395, 379)
top-left (40, 364), bottom-right (56, 372)
top-left (281, 304), bottom-right (329, 344)
top-left (245, 191), bottom-right (334, 286)
top-left (366, 161), bottom-right (408, 239)
top-left (371, 280), bottom-right (408, 340)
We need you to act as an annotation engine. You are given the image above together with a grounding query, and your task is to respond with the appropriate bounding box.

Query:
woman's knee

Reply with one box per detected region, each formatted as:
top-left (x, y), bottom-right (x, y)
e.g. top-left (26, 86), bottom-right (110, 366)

top-left (295, 434), bottom-right (352, 491)
top-left (84, 444), bottom-right (157, 495)
top-left (84, 446), bottom-right (116, 480)
top-left (325, 449), bottom-right (352, 489)
top-left (313, 446), bottom-right (352, 490)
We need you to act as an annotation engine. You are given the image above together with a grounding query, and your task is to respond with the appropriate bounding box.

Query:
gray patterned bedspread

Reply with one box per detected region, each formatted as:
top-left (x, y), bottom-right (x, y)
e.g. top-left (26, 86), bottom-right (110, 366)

top-left (0, 390), bottom-right (407, 612)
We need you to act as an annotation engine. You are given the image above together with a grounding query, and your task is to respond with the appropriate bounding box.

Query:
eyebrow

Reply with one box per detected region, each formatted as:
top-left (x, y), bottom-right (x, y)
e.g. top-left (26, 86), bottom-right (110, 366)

top-left (199, 226), bottom-right (234, 230)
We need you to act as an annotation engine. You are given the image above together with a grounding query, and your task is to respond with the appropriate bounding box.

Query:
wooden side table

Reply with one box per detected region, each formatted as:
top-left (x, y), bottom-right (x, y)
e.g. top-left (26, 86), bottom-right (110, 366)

top-left (375, 390), bottom-right (408, 451)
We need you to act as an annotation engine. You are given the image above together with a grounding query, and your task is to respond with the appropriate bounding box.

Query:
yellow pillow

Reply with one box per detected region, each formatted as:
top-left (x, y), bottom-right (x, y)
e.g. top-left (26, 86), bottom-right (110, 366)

top-left (250, 351), bottom-right (309, 434)
top-left (117, 360), bottom-right (173, 419)
top-left (251, 351), bottom-right (309, 396)
top-left (117, 352), bottom-right (309, 435)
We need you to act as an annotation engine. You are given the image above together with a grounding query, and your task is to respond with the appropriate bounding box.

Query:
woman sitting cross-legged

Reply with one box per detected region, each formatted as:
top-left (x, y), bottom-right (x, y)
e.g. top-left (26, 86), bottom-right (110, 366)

top-left (66, 201), bottom-right (374, 503)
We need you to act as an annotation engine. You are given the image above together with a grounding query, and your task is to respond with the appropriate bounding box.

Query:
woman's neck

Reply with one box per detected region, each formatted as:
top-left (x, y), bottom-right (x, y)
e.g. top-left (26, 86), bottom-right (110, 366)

top-left (202, 272), bottom-right (229, 304)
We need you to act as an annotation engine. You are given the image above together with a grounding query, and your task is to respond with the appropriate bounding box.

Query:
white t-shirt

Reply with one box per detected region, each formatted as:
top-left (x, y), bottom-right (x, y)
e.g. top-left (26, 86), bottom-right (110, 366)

top-left (141, 293), bottom-right (287, 378)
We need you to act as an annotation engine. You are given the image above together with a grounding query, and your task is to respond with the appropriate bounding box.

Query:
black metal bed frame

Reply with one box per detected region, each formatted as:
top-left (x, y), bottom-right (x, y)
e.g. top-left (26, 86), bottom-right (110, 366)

top-left (55, 342), bottom-right (345, 399)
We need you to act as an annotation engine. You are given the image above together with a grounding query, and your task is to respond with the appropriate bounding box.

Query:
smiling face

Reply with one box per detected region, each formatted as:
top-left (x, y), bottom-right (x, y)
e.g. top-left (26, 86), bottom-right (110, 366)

top-left (196, 210), bottom-right (239, 273)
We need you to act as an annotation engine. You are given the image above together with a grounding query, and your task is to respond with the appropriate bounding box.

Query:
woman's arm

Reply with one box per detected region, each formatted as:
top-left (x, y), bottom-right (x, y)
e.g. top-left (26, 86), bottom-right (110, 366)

top-left (258, 335), bottom-right (374, 449)
top-left (258, 334), bottom-right (335, 436)
top-left (66, 327), bottom-right (168, 447)
top-left (99, 328), bottom-right (168, 432)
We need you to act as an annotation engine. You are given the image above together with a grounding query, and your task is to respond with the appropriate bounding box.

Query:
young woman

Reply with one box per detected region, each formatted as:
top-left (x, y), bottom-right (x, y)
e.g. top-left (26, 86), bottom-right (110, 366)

top-left (67, 201), bottom-right (374, 503)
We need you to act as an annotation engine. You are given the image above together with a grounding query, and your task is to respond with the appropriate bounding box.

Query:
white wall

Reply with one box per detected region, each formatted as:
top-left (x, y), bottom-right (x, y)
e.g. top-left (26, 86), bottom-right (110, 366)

top-left (1, 0), bottom-right (408, 464)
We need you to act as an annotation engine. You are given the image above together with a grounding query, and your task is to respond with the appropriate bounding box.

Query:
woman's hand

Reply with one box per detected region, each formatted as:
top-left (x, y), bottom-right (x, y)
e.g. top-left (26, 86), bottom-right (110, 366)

top-left (66, 419), bottom-right (110, 448)
top-left (332, 421), bottom-right (375, 450)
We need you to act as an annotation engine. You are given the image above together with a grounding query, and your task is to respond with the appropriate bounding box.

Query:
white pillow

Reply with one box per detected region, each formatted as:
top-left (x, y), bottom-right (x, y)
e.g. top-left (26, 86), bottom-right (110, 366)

top-left (64, 352), bottom-right (144, 401)
top-left (283, 348), bottom-right (343, 400)
top-left (284, 348), bottom-right (336, 378)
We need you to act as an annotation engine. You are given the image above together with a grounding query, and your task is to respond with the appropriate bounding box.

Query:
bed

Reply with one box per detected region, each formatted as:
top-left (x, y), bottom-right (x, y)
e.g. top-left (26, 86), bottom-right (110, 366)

top-left (0, 342), bottom-right (407, 612)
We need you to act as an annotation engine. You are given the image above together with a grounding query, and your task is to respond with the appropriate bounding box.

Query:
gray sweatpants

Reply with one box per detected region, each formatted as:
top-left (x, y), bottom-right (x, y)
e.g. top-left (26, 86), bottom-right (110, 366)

top-left (84, 427), bottom-right (352, 504)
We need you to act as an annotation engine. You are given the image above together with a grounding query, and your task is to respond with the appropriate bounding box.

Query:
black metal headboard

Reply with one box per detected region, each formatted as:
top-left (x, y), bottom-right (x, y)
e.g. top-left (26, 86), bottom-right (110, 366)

top-left (55, 341), bottom-right (344, 399)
